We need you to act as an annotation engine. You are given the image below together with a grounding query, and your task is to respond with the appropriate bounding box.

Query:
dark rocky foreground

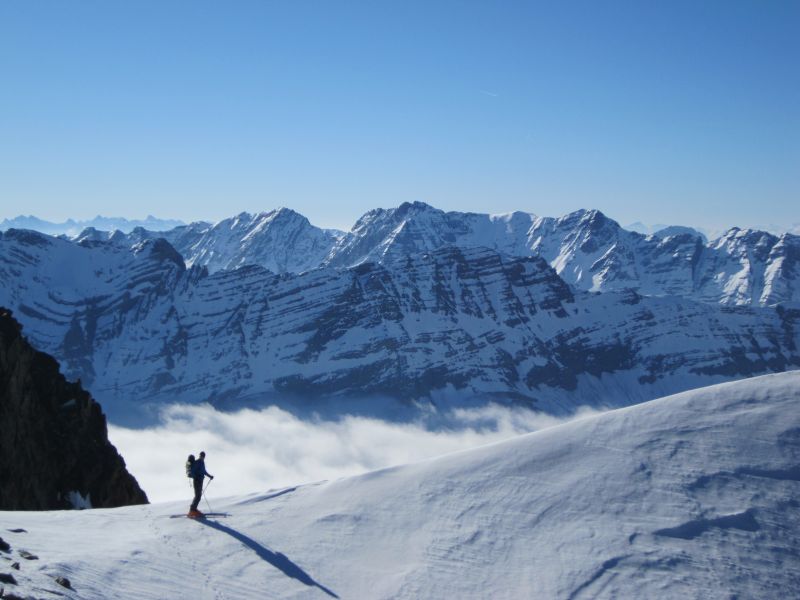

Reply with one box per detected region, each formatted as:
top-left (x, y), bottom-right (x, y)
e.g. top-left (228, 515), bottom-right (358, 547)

top-left (0, 308), bottom-right (147, 510)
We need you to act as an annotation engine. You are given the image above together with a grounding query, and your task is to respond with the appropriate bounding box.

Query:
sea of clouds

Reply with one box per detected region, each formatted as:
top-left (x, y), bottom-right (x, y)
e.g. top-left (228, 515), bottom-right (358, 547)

top-left (109, 403), bottom-right (604, 504)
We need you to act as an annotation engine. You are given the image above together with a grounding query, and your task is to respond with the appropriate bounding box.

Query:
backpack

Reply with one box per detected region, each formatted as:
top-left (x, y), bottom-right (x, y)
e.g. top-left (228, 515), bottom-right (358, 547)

top-left (185, 454), bottom-right (195, 478)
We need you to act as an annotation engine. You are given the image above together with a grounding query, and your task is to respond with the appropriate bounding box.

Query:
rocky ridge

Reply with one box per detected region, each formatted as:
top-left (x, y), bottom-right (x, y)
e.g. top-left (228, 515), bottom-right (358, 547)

top-left (0, 307), bottom-right (148, 510)
top-left (1, 229), bottom-right (798, 416)
top-left (72, 202), bottom-right (800, 307)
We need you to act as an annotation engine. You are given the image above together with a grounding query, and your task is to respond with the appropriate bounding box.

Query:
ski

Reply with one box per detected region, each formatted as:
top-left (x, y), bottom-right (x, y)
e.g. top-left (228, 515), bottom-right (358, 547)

top-left (168, 512), bottom-right (230, 519)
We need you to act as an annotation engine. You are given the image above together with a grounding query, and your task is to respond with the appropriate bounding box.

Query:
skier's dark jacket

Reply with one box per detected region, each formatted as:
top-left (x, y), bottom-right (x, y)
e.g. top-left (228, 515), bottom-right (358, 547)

top-left (191, 459), bottom-right (210, 480)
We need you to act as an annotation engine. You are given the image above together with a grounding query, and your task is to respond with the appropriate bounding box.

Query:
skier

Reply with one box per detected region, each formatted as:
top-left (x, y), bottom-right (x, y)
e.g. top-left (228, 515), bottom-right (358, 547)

top-left (188, 450), bottom-right (214, 518)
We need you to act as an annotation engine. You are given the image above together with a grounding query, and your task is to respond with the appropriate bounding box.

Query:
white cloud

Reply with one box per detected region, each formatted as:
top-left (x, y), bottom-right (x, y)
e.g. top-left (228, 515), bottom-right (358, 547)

top-left (108, 403), bottom-right (604, 504)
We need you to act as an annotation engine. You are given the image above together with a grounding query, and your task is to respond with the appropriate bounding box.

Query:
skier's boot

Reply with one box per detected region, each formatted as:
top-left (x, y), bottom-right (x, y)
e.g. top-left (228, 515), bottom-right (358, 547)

top-left (187, 509), bottom-right (203, 518)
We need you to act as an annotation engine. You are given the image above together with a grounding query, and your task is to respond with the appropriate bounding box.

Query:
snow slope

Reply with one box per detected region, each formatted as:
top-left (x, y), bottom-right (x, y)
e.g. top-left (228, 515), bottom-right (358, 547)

top-left (2, 372), bottom-right (798, 599)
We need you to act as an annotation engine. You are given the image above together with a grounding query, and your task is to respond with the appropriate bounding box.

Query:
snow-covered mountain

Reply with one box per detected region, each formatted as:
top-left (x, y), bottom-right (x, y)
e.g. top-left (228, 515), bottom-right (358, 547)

top-left (1, 228), bottom-right (797, 418)
top-left (0, 214), bottom-right (184, 236)
top-left (325, 202), bottom-right (800, 307)
top-left (73, 208), bottom-right (344, 275)
top-left (75, 202), bottom-right (800, 306)
top-left (3, 372), bottom-right (798, 599)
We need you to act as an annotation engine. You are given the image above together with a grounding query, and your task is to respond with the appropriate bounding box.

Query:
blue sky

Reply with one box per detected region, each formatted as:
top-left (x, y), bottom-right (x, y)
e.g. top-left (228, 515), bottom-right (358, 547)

top-left (1, 1), bottom-right (797, 232)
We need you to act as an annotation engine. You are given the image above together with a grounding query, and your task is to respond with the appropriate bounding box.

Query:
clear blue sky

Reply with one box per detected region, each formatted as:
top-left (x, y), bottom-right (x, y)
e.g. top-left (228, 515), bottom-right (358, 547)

top-left (1, 1), bottom-right (797, 232)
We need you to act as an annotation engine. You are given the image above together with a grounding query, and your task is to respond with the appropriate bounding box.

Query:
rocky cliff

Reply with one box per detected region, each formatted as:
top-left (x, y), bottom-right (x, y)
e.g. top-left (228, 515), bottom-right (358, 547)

top-left (0, 308), bottom-right (148, 510)
top-left (1, 228), bottom-right (798, 417)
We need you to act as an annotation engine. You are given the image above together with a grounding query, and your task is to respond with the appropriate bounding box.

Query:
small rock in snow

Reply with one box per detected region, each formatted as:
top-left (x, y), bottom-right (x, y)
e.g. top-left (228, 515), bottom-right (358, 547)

top-left (18, 550), bottom-right (38, 560)
top-left (54, 576), bottom-right (72, 590)
top-left (0, 571), bottom-right (18, 584)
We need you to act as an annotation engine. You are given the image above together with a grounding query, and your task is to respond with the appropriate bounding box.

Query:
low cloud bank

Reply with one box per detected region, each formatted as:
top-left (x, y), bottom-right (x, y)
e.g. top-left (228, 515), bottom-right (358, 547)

top-left (109, 403), bottom-right (604, 504)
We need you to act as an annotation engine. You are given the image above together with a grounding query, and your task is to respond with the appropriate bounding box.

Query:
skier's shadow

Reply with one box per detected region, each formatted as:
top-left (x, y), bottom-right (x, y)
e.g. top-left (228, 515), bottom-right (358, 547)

top-left (196, 518), bottom-right (339, 598)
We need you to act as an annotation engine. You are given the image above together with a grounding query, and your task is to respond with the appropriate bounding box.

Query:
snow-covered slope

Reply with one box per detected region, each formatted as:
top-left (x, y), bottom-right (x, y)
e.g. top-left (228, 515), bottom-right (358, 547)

top-left (2, 229), bottom-right (798, 416)
top-left (2, 372), bottom-right (798, 599)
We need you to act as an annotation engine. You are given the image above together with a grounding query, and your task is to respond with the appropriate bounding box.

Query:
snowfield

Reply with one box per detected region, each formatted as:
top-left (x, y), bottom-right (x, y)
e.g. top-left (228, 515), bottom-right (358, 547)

top-left (2, 372), bottom-right (799, 599)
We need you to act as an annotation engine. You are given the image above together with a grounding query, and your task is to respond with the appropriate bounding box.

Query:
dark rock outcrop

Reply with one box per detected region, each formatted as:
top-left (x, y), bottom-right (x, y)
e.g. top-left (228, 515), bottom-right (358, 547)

top-left (0, 308), bottom-right (148, 510)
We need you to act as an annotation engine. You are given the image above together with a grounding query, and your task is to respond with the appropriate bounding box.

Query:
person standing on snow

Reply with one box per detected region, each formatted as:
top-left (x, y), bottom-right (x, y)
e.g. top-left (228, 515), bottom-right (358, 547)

top-left (189, 450), bottom-right (214, 517)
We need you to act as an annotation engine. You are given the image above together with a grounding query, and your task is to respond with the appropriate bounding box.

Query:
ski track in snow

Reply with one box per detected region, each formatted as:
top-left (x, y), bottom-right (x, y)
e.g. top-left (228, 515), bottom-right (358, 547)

top-left (2, 372), bottom-right (799, 599)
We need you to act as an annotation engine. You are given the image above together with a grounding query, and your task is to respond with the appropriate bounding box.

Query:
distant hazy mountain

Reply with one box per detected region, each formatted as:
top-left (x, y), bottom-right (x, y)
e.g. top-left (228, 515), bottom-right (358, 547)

top-left (0, 214), bottom-right (184, 236)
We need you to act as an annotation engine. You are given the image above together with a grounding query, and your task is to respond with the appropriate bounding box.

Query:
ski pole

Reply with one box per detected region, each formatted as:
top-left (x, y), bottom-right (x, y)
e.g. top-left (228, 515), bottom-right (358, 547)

top-left (202, 478), bottom-right (213, 514)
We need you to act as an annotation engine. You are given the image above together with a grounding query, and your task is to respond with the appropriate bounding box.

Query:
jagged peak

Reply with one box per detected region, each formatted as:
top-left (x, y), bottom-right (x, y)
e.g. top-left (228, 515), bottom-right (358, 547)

top-left (583, 208), bottom-right (617, 226)
top-left (350, 207), bottom-right (390, 231)
top-left (131, 238), bottom-right (185, 270)
top-left (267, 206), bottom-right (311, 225)
top-left (393, 201), bottom-right (442, 220)
top-left (217, 208), bottom-right (313, 232)
top-left (777, 231), bottom-right (800, 244)
top-left (556, 208), bottom-right (591, 225)
top-left (555, 209), bottom-right (619, 234)
top-left (490, 210), bottom-right (536, 223)
top-left (652, 225), bottom-right (706, 242)
top-left (714, 226), bottom-right (778, 245)
top-left (2, 228), bottom-right (53, 247)
top-left (397, 200), bottom-right (436, 212)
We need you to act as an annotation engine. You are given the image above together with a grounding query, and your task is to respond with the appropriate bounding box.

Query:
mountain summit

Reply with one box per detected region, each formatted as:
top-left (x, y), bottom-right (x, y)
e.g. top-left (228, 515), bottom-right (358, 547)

top-left (68, 203), bottom-right (800, 306)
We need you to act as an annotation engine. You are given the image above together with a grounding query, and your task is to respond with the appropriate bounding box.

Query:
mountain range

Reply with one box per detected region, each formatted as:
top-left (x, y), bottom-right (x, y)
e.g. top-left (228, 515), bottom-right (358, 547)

top-left (0, 214), bottom-right (184, 236)
top-left (72, 202), bottom-right (800, 308)
top-left (1, 210), bottom-right (798, 419)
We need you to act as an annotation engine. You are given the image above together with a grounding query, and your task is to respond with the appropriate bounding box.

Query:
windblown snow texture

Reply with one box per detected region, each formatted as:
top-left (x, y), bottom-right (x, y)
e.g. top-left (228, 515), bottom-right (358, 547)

top-left (2, 373), bottom-right (798, 598)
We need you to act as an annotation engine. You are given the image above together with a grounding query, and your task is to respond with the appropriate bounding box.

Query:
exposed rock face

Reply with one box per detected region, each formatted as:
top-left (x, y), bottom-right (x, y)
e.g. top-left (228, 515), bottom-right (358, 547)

top-left (75, 208), bottom-right (345, 275)
top-left (0, 308), bottom-right (148, 510)
top-left (1, 228), bottom-right (798, 416)
top-left (73, 202), bottom-right (800, 306)
top-left (325, 203), bottom-right (800, 307)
